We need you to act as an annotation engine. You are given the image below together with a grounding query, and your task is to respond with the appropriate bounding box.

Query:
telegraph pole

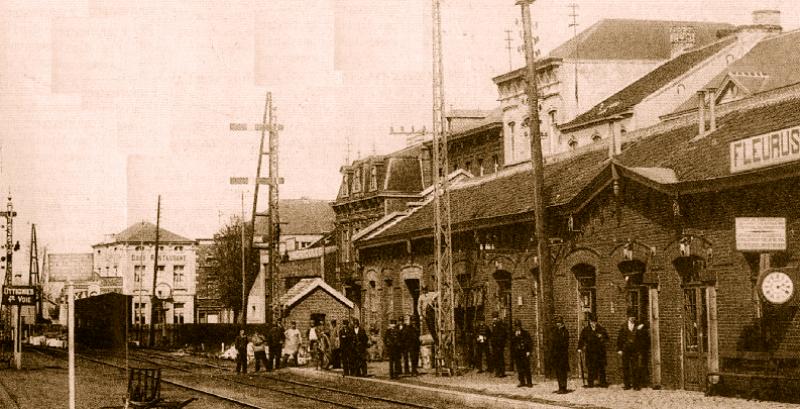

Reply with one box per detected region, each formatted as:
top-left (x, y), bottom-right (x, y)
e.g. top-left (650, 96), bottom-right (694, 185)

top-left (431, 0), bottom-right (457, 376)
top-left (568, 2), bottom-right (580, 110)
top-left (518, 0), bottom-right (553, 374)
top-left (148, 195), bottom-right (161, 348)
top-left (505, 29), bottom-right (515, 71)
top-left (229, 91), bottom-right (282, 324)
top-left (266, 97), bottom-right (281, 325)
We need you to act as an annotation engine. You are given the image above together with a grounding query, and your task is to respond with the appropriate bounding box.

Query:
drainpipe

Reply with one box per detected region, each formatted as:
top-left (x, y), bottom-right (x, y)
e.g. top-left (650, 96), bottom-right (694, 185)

top-left (707, 88), bottom-right (718, 132)
top-left (696, 90), bottom-right (706, 138)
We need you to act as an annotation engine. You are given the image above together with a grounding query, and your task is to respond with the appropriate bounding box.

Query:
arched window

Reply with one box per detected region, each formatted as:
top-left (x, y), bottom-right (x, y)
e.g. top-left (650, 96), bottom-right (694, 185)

top-left (592, 133), bottom-right (602, 143)
top-left (568, 137), bottom-right (578, 150)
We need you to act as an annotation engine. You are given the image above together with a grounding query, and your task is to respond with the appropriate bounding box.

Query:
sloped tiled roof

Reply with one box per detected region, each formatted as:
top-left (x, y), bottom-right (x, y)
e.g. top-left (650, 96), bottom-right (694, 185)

top-left (446, 108), bottom-right (503, 137)
top-left (360, 149), bottom-right (609, 244)
top-left (671, 30), bottom-right (800, 114)
top-left (562, 36), bottom-right (736, 129)
top-left (548, 19), bottom-right (734, 61)
top-left (279, 278), bottom-right (354, 309)
top-left (255, 199), bottom-right (334, 236)
top-left (109, 221), bottom-right (194, 244)
top-left (618, 96), bottom-right (800, 183)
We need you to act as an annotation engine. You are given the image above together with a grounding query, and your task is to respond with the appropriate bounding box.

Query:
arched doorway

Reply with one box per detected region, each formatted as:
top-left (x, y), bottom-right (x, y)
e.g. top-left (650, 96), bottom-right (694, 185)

top-left (364, 270), bottom-right (379, 331)
top-left (401, 266), bottom-right (422, 319)
top-left (673, 250), bottom-right (717, 391)
top-left (572, 263), bottom-right (597, 325)
top-left (493, 269), bottom-right (513, 328)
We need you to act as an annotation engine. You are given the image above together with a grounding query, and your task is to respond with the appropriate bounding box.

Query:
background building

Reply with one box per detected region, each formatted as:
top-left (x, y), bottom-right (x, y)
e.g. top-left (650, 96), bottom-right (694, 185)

top-left (247, 198), bottom-right (336, 323)
top-left (93, 221), bottom-right (197, 325)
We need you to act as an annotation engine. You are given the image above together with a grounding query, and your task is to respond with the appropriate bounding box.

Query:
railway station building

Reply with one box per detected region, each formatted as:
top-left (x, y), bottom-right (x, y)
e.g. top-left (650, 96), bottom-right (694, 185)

top-left (347, 16), bottom-right (800, 398)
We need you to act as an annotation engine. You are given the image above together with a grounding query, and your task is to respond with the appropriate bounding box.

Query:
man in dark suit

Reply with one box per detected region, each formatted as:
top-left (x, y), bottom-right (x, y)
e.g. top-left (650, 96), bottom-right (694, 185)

top-left (402, 316), bottom-right (421, 376)
top-left (384, 319), bottom-right (401, 379)
top-left (352, 319), bottom-right (369, 376)
top-left (577, 312), bottom-right (610, 387)
top-left (474, 321), bottom-right (491, 373)
top-left (617, 311), bottom-right (649, 390)
top-left (267, 322), bottom-right (284, 370)
top-left (490, 313), bottom-right (508, 377)
top-left (511, 319), bottom-right (533, 387)
top-left (549, 315), bottom-right (570, 394)
top-left (339, 320), bottom-right (354, 376)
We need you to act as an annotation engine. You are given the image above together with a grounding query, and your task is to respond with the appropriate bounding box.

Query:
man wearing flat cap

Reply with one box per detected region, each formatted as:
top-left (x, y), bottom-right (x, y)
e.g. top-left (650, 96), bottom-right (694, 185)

top-left (577, 312), bottom-right (609, 387)
top-left (549, 315), bottom-right (570, 394)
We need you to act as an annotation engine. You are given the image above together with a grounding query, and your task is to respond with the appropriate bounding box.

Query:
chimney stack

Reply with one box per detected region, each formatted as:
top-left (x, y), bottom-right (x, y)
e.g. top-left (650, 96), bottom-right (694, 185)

top-left (707, 87), bottom-right (718, 132)
top-left (670, 26), bottom-right (697, 58)
top-left (697, 90), bottom-right (706, 138)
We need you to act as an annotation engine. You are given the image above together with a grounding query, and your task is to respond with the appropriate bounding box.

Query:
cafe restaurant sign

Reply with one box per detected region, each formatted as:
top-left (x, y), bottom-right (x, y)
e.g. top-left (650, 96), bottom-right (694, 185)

top-left (730, 126), bottom-right (800, 173)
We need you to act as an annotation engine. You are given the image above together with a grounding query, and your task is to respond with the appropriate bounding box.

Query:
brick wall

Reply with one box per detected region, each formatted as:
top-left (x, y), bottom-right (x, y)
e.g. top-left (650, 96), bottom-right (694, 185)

top-left (285, 288), bottom-right (353, 344)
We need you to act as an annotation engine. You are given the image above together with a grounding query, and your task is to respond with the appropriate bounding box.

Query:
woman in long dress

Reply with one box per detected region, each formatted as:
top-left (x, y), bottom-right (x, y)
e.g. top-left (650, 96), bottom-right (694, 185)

top-left (283, 321), bottom-right (301, 366)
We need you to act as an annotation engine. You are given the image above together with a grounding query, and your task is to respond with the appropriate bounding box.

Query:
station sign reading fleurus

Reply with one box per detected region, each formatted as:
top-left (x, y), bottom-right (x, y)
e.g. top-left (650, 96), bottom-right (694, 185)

top-left (730, 125), bottom-right (800, 173)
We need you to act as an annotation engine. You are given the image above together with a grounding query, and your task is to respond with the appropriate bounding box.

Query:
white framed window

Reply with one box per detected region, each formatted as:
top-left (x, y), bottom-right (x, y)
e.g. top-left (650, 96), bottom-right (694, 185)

top-left (173, 265), bottom-right (185, 286)
top-left (134, 265), bottom-right (145, 283)
top-left (353, 168), bottom-right (362, 193)
top-left (173, 302), bottom-right (185, 324)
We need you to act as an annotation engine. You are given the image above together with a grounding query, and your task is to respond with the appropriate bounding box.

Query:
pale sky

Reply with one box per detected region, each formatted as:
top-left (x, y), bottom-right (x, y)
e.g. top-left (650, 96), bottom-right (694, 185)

top-left (0, 0), bottom-right (796, 261)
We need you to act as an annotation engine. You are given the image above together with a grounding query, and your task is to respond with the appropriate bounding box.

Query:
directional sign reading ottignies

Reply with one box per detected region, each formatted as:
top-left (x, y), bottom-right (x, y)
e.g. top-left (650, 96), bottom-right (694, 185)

top-left (2, 286), bottom-right (38, 306)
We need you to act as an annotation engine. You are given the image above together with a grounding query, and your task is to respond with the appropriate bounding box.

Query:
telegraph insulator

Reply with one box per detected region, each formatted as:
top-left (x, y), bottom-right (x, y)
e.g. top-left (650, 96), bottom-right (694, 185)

top-left (13, 241), bottom-right (20, 251)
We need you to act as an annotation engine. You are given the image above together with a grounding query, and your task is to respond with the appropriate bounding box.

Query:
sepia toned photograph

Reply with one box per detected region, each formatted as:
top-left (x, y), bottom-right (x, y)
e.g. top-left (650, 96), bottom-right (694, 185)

top-left (1, 0), bottom-right (799, 407)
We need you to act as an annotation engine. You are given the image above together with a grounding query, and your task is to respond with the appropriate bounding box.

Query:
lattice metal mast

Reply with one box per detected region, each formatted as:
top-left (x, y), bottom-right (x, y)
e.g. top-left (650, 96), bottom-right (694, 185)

top-left (431, 0), bottom-right (456, 375)
top-left (29, 224), bottom-right (41, 321)
top-left (3, 195), bottom-right (16, 285)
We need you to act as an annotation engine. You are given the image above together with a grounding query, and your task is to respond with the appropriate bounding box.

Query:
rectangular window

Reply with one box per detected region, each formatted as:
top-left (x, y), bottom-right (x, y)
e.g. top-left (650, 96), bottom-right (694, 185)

top-left (173, 303), bottom-right (185, 324)
top-left (173, 265), bottom-right (185, 286)
top-left (492, 155), bottom-right (500, 173)
top-left (478, 158), bottom-right (484, 176)
top-left (134, 265), bottom-right (145, 283)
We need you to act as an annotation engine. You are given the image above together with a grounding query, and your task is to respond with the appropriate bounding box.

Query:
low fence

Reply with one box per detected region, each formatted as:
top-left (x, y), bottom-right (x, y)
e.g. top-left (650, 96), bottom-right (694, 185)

top-left (128, 324), bottom-right (269, 351)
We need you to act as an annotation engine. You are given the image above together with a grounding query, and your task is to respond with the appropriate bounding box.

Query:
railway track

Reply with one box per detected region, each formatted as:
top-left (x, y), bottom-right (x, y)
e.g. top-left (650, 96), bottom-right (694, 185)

top-left (34, 347), bottom-right (435, 409)
top-left (29, 347), bottom-right (263, 409)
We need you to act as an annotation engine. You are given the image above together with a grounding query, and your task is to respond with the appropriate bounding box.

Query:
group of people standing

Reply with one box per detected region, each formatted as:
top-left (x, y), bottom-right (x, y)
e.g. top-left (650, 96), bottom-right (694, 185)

top-left (550, 310), bottom-right (650, 393)
top-left (472, 309), bottom-right (649, 393)
top-left (233, 321), bottom-right (291, 374)
top-left (383, 316), bottom-right (421, 379)
top-left (330, 318), bottom-right (370, 376)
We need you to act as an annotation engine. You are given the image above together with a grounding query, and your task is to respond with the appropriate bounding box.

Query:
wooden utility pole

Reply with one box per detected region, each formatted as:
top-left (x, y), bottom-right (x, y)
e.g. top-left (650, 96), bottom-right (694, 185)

top-left (431, 0), bottom-right (457, 376)
top-left (230, 91), bottom-right (281, 325)
top-left (517, 0), bottom-right (553, 374)
top-left (266, 96), bottom-right (281, 325)
top-left (148, 195), bottom-right (161, 348)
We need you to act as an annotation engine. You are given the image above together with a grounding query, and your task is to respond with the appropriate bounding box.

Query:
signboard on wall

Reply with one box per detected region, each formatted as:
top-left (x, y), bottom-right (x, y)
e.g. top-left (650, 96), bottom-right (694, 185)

top-left (735, 217), bottom-right (786, 251)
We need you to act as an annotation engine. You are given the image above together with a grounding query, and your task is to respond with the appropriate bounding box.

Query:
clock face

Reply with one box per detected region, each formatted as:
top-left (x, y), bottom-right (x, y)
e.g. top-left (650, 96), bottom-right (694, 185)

top-left (761, 271), bottom-right (794, 305)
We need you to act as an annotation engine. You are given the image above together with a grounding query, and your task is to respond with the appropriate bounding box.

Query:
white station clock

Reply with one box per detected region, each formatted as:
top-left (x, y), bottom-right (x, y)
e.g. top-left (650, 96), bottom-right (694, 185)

top-left (760, 270), bottom-right (794, 305)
